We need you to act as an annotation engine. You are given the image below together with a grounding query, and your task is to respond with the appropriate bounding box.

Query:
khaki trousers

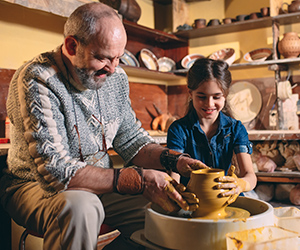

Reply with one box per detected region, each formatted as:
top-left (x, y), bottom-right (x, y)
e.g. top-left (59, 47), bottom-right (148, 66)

top-left (1, 182), bottom-right (149, 250)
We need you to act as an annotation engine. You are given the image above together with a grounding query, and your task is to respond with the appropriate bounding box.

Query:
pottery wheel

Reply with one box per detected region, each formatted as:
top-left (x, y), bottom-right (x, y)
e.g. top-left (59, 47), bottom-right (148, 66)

top-left (143, 197), bottom-right (274, 250)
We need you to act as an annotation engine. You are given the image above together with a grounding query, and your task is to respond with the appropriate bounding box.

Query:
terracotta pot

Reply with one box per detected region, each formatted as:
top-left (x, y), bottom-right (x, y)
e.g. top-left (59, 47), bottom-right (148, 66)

top-left (100, 0), bottom-right (141, 23)
top-left (187, 168), bottom-right (232, 219)
top-left (281, 0), bottom-right (300, 13)
top-left (278, 32), bottom-right (300, 58)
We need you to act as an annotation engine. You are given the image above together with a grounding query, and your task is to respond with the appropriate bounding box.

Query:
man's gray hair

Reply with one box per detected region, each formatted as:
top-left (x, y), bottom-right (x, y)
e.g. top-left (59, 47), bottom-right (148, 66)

top-left (64, 2), bottom-right (119, 46)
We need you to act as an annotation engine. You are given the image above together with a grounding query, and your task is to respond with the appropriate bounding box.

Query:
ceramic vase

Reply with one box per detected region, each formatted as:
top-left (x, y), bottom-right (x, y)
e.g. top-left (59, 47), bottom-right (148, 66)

top-left (187, 168), bottom-right (231, 219)
top-left (281, 0), bottom-right (300, 13)
top-left (100, 0), bottom-right (141, 23)
top-left (278, 32), bottom-right (300, 58)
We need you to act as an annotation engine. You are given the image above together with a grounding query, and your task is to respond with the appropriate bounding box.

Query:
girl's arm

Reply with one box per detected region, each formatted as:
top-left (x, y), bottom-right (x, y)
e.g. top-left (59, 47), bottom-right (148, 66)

top-left (236, 152), bottom-right (257, 191)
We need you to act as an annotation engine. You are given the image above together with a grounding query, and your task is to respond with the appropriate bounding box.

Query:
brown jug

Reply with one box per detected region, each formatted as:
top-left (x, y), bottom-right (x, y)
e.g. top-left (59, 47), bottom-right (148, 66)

top-left (281, 0), bottom-right (300, 13)
top-left (278, 32), bottom-right (300, 58)
top-left (100, 0), bottom-right (141, 23)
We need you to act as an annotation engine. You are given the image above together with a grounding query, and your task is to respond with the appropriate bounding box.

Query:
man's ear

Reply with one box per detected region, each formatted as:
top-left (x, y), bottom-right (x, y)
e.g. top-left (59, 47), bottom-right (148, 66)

top-left (64, 36), bottom-right (78, 56)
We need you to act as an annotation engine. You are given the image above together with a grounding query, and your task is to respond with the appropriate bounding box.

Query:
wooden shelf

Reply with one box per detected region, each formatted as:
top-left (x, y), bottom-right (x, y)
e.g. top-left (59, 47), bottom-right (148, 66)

top-left (123, 20), bottom-right (187, 45)
top-left (256, 171), bottom-right (300, 183)
top-left (174, 12), bottom-right (300, 39)
top-left (248, 130), bottom-right (300, 141)
top-left (173, 57), bottom-right (300, 75)
top-left (121, 65), bottom-right (186, 84)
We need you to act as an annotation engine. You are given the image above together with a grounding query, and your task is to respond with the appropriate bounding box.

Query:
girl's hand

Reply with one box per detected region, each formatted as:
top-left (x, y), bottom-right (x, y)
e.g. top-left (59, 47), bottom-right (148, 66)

top-left (215, 165), bottom-right (250, 205)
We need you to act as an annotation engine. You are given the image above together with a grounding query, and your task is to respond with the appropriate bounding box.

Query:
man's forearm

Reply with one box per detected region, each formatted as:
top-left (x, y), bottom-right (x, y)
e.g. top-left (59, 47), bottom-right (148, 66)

top-left (67, 165), bottom-right (114, 194)
top-left (131, 143), bottom-right (166, 170)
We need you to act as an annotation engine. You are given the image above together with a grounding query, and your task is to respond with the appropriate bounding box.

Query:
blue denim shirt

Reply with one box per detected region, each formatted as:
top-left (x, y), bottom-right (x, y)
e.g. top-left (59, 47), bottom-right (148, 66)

top-left (167, 109), bottom-right (252, 185)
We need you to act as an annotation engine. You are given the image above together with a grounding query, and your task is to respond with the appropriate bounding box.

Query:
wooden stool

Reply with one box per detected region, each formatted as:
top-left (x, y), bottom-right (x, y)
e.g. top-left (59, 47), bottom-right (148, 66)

top-left (19, 224), bottom-right (119, 250)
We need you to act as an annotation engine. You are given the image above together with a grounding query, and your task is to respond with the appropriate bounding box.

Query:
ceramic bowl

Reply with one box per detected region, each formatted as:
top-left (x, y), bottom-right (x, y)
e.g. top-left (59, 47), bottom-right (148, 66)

top-left (157, 57), bottom-right (176, 72)
top-left (209, 48), bottom-right (236, 66)
top-left (181, 54), bottom-right (205, 69)
top-left (139, 48), bottom-right (159, 71)
top-left (120, 49), bottom-right (140, 67)
top-left (243, 48), bottom-right (272, 62)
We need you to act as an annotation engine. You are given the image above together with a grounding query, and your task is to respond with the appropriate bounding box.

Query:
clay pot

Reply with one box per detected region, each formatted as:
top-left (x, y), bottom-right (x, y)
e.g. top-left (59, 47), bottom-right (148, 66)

top-left (281, 0), bottom-right (300, 13)
top-left (187, 168), bottom-right (232, 219)
top-left (100, 0), bottom-right (141, 23)
top-left (193, 18), bottom-right (206, 29)
top-left (278, 32), bottom-right (300, 58)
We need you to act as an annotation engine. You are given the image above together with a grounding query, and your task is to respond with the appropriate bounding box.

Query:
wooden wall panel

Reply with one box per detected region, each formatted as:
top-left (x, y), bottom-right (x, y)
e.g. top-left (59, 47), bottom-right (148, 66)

top-left (168, 84), bottom-right (189, 118)
top-left (129, 82), bottom-right (168, 130)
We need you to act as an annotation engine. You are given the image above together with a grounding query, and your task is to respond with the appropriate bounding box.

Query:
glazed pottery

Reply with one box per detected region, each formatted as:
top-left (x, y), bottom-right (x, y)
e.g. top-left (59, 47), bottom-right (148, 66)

top-left (248, 12), bottom-right (261, 19)
top-left (278, 32), bottom-right (300, 58)
top-left (281, 0), bottom-right (300, 13)
top-left (260, 7), bottom-right (270, 17)
top-left (223, 18), bottom-right (235, 24)
top-left (236, 14), bottom-right (248, 21)
top-left (193, 18), bottom-right (206, 29)
top-left (187, 168), bottom-right (232, 219)
top-left (207, 19), bottom-right (221, 26)
top-left (100, 0), bottom-right (141, 22)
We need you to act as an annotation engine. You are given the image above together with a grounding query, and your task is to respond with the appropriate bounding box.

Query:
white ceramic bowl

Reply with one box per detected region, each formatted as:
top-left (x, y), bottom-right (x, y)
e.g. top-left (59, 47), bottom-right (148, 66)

top-left (209, 48), bottom-right (236, 66)
top-left (181, 54), bottom-right (205, 69)
top-left (139, 48), bottom-right (159, 71)
top-left (120, 49), bottom-right (140, 67)
top-left (157, 57), bottom-right (176, 72)
top-left (243, 48), bottom-right (272, 62)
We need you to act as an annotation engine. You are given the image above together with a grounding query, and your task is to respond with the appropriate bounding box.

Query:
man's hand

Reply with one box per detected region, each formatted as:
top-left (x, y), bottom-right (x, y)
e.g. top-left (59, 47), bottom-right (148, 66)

top-left (176, 156), bottom-right (210, 177)
top-left (142, 169), bottom-right (199, 212)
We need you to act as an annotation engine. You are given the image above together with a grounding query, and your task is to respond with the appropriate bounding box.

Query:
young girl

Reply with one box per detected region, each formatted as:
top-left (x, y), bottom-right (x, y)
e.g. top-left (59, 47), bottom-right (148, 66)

top-left (167, 58), bottom-right (257, 197)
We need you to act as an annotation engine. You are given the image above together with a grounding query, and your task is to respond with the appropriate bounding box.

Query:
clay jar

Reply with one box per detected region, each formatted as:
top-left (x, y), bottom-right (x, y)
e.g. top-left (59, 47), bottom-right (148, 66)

top-left (187, 168), bottom-right (231, 219)
top-left (278, 32), bottom-right (300, 58)
top-left (100, 0), bottom-right (141, 22)
top-left (281, 0), bottom-right (300, 13)
top-left (193, 18), bottom-right (206, 29)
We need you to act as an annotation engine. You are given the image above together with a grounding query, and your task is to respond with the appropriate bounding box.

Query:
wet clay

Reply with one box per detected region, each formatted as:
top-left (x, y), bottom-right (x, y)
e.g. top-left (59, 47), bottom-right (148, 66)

top-left (187, 168), bottom-right (236, 219)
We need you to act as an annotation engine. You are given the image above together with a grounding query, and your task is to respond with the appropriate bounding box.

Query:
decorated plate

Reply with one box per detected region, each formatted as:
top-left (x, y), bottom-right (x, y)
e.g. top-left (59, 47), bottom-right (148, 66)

top-left (139, 48), bottom-right (159, 71)
top-left (120, 49), bottom-right (140, 67)
top-left (181, 54), bottom-right (205, 69)
top-left (227, 81), bottom-right (262, 123)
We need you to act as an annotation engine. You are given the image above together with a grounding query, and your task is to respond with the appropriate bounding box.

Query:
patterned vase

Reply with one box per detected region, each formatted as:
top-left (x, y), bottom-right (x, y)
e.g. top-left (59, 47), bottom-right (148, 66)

top-left (278, 32), bottom-right (300, 58)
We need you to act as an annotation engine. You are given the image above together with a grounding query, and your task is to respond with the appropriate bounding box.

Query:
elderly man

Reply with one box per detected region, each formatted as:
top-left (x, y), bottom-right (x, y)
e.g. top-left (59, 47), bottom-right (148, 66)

top-left (0, 2), bottom-right (207, 249)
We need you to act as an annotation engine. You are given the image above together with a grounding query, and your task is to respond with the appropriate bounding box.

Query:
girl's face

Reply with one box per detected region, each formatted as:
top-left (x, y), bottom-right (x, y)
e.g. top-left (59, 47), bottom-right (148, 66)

top-left (189, 80), bottom-right (225, 121)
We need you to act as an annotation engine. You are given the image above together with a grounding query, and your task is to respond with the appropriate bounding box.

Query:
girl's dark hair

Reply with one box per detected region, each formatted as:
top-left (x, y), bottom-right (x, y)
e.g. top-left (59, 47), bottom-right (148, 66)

top-left (186, 58), bottom-right (232, 116)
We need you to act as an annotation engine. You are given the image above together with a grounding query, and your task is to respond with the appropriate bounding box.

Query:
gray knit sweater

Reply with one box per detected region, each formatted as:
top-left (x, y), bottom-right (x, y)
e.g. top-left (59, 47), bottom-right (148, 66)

top-left (3, 46), bottom-right (154, 196)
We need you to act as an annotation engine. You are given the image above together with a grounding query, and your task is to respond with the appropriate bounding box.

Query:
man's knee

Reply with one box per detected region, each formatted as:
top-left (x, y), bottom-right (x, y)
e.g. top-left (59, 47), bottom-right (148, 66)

top-left (59, 190), bottom-right (105, 224)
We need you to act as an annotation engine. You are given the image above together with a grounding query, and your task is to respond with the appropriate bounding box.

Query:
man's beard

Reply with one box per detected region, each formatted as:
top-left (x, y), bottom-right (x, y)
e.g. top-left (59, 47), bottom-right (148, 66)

top-left (74, 67), bottom-right (110, 90)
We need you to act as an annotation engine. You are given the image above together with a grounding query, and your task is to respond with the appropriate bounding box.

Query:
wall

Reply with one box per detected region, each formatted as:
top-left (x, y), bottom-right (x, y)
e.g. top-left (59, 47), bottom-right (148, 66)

top-left (0, 0), bottom-right (154, 69)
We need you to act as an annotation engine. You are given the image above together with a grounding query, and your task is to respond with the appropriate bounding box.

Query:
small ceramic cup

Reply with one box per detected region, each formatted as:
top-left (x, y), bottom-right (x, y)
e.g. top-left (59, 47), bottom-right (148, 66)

top-left (236, 14), bottom-right (248, 21)
top-left (223, 18), bottom-right (235, 24)
top-left (193, 18), bottom-right (206, 29)
top-left (261, 7), bottom-right (270, 17)
top-left (207, 19), bottom-right (221, 26)
top-left (187, 168), bottom-right (232, 219)
top-left (249, 12), bottom-right (262, 19)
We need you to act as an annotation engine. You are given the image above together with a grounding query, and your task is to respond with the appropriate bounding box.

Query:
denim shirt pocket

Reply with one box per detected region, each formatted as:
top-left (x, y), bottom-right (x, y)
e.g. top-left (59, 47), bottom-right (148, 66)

top-left (220, 132), bottom-right (231, 149)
